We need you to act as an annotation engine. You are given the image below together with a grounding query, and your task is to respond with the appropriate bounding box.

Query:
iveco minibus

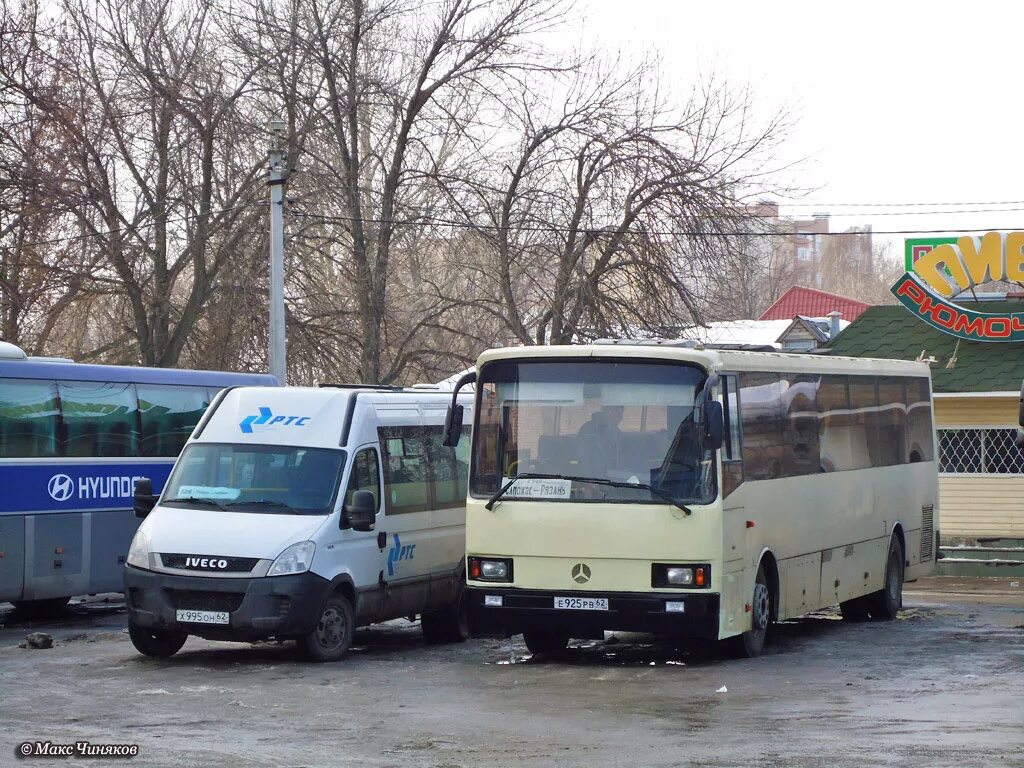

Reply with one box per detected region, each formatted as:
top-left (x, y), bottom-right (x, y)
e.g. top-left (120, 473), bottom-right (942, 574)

top-left (442, 342), bottom-right (938, 657)
top-left (124, 384), bottom-right (471, 662)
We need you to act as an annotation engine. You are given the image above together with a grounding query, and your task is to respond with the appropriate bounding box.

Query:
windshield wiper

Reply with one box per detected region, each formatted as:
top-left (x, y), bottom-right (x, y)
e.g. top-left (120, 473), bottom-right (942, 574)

top-left (223, 499), bottom-right (303, 515)
top-left (486, 473), bottom-right (692, 516)
top-left (162, 496), bottom-right (227, 510)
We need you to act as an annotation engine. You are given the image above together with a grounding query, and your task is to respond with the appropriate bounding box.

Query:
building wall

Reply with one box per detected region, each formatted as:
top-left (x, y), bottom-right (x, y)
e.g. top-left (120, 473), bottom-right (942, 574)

top-left (933, 394), bottom-right (1023, 539)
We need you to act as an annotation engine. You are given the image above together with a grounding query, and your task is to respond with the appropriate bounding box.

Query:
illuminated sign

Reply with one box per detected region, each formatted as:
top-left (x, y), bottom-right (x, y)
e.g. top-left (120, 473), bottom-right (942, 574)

top-left (893, 233), bottom-right (1024, 342)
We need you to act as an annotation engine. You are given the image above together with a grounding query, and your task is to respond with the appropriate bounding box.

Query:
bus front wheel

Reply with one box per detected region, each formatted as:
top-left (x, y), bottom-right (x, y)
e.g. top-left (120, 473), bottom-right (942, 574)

top-left (728, 562), bottom-right (773, 658)
top-left (523, 629), bottom-right (569, 657)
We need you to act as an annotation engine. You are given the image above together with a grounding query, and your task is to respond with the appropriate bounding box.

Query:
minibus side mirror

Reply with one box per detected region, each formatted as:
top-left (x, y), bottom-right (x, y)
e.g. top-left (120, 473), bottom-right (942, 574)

top-left (346, 490), bottom-right (377, 532)
top-left (442, 404), bottom-right (464, 448)
top-left (703, 401), bottom-right (724, 452)
top-left (134, 478), bottom-right (156, 519)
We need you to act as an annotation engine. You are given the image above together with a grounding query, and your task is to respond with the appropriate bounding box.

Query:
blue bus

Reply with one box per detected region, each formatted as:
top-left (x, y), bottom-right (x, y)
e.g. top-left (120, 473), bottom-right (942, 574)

top-left (0, 346), bottom-right (275, 611)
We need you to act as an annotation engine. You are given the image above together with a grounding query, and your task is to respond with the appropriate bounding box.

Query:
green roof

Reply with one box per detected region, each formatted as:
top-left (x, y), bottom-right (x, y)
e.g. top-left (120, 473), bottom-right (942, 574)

top-left (826, 303), bottom-right (1024, 394)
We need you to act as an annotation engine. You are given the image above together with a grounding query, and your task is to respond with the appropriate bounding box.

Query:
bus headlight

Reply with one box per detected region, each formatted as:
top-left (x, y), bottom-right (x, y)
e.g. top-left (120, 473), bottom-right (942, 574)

top-left (667, 567), bottom-right (694, 585)
top-left (268, 541), bottom-right (316, 577)
top-left (469, 556), bottom-right (513, 582)
top-left (126, 530), bottom-right (151, 570)
top-left (652, 563), bottom-right (710, 588)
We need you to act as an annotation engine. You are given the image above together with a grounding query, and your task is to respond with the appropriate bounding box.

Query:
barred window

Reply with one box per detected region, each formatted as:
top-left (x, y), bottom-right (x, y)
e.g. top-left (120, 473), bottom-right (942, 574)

top-left (938, 428), bottom-right (1024, 474)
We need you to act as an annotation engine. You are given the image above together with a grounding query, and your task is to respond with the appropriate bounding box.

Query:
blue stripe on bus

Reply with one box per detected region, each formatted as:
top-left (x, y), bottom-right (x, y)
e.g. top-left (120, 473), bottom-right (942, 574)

top-left (0, 462), bottom-right (174, 515)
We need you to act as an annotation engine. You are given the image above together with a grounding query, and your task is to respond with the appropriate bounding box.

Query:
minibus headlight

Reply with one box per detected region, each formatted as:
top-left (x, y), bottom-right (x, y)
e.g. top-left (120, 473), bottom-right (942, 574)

top-left (469, 556), bottom-right (513, 583)
top-left (126, 530), bottom-right (150, 570)
top-left (268, 541), bottom-right (316, 577)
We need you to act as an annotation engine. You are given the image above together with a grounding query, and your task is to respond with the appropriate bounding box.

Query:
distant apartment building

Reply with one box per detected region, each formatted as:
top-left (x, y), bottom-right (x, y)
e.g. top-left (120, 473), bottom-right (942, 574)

top-left (747, 201), bottom-right (874, 289)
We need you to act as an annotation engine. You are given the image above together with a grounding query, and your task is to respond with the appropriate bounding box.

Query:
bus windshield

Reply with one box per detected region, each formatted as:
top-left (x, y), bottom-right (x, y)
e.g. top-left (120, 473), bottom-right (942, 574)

top-left (162, 443), bottom-right (345, 515)
top-left (472, 359), bottom-right (714, 505)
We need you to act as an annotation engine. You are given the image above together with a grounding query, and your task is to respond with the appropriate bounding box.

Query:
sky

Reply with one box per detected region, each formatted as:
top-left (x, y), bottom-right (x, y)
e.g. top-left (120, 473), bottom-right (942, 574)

top-left (565, 0), bottom-right (1024, 264)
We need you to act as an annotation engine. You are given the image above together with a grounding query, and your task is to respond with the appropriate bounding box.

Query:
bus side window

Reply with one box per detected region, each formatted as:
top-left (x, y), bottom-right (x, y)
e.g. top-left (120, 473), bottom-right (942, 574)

top-left (378, 426), bottom-right (430, 514)
top-left (59, 381), bottom-right (138, 457)
top-left (721, 375), bottom-right (743, 498)
top-left (137, 384), bottom-right (209, 457)
top-left (0, 379), bottom-right (60, 458)
top-left (738, 372), bottom-right (784, 481)
top-left (344, 447), bottom-right (381, 513)
top-left (906, 377), bottom-right (934, 463)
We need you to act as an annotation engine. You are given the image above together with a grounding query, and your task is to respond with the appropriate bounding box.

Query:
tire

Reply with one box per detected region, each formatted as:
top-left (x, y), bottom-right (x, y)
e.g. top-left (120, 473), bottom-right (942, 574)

top-left (421, 583), bottom-right (469, 644)
top-left (12, 597), bottom-right (71, 618)
top-left (867, 536), bottom-right (904, 620)
top-left (297, 594), bottom-right (355, 663)
top-left (839, 596), bottom-right (871, 622)
top-left (523, 629), bottom-right (570, 657)
top-left (727, 562), bottom-right (772, 658)
top-left (128, 622), bottom-right (187, 658)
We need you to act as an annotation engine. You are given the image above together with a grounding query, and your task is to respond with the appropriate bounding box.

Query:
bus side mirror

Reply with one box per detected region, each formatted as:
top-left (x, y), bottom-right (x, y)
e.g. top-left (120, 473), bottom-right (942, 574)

top-left (346, 490), bottom-right (377, 532)
top-left (134, 478), bottom-right (156, 518)
top-left (703, 401), bottom-right (724, 452)
top-left (443, 404), bottom-right (464, 447)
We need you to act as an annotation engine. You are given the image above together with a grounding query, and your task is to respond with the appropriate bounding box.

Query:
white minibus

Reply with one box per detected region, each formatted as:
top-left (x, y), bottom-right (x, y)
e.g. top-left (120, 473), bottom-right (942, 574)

top-left (124, 384), bottom-right (471, 662)
top-left (443, 343), bottom-right (938, 657)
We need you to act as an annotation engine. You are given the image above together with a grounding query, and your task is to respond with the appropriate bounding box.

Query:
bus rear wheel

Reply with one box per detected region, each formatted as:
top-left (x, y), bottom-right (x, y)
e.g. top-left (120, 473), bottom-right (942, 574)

top-left (728, 562), bottom-right (772, 658)
top-left (523, 629), bottom-right (569, 657)
top-left (128, 622), bottom-right (187, 658)
top-left (12, 597), bottom-right (70, 618)
top-left (867, 536), bottom-right (904, 620)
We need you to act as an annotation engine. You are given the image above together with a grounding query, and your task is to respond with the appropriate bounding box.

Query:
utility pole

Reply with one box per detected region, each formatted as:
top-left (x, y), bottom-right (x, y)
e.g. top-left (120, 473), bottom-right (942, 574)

top-left (267, 120), bottom-right (288, 385)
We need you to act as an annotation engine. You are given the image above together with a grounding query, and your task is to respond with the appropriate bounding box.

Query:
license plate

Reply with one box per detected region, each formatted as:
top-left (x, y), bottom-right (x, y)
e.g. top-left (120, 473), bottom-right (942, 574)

top-left (175, 609), bottom-right (229, 625)
top-left (554, 596), bottom-right (609, 611)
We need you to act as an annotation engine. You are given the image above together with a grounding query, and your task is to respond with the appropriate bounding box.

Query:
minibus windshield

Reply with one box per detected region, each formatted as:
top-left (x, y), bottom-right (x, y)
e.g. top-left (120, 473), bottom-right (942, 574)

top-left (162, 443), bottom-right (345, 515)
top-left (472, 359), bottom-right (715, 505)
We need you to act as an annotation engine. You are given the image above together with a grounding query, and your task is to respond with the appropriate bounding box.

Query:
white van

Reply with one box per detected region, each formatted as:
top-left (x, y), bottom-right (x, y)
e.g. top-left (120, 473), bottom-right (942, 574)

top-left (123, 384), bottom-right (472, 662)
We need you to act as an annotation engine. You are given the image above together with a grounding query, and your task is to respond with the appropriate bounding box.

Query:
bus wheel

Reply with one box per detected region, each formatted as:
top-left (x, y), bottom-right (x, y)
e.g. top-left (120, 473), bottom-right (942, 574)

top-left (298, 594), bottom-right (355, 662)
top-left (728, 562), bottom-right (772, 658)
top-left (867, 537), bottom-right (904, 620)
top-left (12, 597), bottom-right (71, 618)
top-left (128, 622), bottom-right (187, 658)
top-left (421, 583), bottom-right (469, 644)
top-left (523, 629), bottom-right (569, 657)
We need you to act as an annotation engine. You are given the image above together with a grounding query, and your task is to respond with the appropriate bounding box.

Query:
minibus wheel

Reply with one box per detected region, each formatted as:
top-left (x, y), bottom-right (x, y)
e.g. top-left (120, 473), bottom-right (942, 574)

top-left (523, 629), bottom-right (569, 657)
top-left (867, 537), bottom-right (904, 620)
top-left (298, 594), bottom-right (355, 662)
top-left (421, 583), bottom-right (469, 644)
top-left (128, 622), bottom-right (187, 658)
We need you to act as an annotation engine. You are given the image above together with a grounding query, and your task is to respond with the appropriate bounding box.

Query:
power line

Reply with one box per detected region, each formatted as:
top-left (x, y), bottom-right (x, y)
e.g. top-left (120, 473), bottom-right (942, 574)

top-left (771, 199), bottom-right (1024, 209)
top-left (289, 211), bottom-right (1023, 238)
top-left (5, 201), bottom-right (265, 249)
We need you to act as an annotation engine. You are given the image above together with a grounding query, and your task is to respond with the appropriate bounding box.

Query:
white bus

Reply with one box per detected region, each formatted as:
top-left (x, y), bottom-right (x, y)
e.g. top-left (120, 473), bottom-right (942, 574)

top-left (125, 384), bottom-right (472, 661)
top-left (442, 343), bottom-right (938, 657)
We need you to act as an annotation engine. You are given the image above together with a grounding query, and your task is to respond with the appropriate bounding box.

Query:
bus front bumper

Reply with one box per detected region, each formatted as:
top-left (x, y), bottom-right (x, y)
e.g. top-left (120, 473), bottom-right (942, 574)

top-left (123, 565), bottom-right (331, 640)
top-left (466, 586), bottom-right (720, 640)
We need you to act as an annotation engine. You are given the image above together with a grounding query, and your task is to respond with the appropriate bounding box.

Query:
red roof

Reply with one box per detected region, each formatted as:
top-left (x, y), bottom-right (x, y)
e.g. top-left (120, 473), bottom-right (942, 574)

top-left (758, 286), bottom-right (870, 322)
